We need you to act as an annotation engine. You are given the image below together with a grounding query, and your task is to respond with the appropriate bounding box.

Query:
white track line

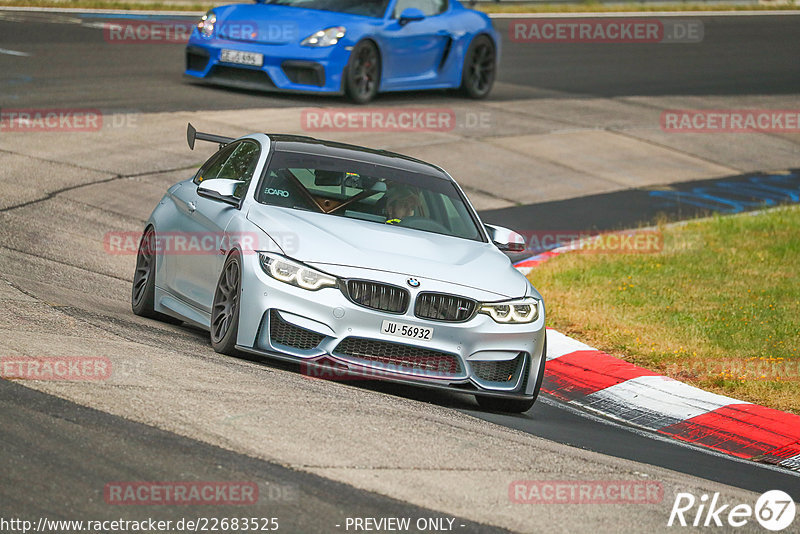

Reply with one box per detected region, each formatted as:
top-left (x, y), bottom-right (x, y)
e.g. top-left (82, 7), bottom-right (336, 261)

top-left (0, 47), bottom-right (30, 57)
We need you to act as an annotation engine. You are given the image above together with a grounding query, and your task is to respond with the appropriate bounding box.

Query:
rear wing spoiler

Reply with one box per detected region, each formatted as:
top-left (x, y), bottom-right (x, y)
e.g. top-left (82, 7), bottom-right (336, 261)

top-left (187, 122), bottom-right (235, 150)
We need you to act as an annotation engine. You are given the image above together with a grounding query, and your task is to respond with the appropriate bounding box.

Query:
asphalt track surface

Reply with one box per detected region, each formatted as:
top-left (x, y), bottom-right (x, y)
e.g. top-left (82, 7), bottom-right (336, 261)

top-left (1, 13), bottom-right (799, 110)
top-left (481, 169), bottom-right (800, 235)
top-left (1, 379), bottom-right (505, 533)
top-left (2, 9), bottom-right (800, 530)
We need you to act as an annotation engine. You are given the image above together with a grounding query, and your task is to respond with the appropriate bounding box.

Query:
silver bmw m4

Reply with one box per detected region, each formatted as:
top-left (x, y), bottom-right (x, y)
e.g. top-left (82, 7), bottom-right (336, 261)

top-left (132, 124), bottom-right (546, 413)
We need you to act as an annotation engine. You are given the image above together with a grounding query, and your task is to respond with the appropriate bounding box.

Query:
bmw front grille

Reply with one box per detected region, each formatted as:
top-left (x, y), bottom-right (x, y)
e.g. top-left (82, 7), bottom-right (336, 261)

top-left (414, 292), bottom-right (476, 322)
top-left (345, 280), bottom-right (409, 314)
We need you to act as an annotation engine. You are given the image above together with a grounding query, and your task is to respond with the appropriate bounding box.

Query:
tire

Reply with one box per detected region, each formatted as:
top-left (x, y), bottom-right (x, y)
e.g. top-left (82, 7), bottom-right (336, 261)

top-left (476, 335), bottom-right (547, 413)
top-left (131, 227), bottom-right (181, 324)
top-left (210, 250), bottom-right (242, 355)
top-left (345, 40), bottom-right (380, 104)
top-left (460, 35), bottom-right (496, 99)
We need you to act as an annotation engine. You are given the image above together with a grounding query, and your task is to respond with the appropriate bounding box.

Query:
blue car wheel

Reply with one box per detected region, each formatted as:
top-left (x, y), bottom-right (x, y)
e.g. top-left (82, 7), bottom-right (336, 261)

top-left (461, 35), bottom-right (496, 99)
top-left (345, 40), bottom-right (381, 104)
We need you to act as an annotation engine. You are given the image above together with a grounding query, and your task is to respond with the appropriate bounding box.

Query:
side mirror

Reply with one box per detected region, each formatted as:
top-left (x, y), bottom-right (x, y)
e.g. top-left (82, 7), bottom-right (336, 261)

top-left (486, 224), bottom-right (526, 253)
top-left (197, 179), bottom-right (243, 206)
top-left (398, 7), bottom-right (425, 25)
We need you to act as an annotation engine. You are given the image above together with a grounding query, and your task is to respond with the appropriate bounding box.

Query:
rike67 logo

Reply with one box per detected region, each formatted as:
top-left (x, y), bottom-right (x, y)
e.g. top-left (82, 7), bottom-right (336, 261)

top-left (668, 490), bottom-right (796, 531)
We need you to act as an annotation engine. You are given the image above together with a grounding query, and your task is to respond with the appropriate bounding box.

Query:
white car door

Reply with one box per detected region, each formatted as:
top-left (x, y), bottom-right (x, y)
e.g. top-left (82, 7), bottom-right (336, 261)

top-left (168, 140), bottom-right (261, 313)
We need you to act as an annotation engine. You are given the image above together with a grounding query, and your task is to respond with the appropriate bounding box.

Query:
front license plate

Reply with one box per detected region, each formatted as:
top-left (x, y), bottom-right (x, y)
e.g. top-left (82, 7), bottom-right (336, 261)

top-left (220, 49), bottom-right (263, 67)
top-left (381, 320), bottom-right (434, 341)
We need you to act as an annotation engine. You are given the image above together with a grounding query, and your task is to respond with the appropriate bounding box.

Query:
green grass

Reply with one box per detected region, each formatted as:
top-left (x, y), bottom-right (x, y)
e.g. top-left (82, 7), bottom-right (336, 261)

top-left (1, 0), bottom-right (796, 12)
top-left (531, 205), bottom-right (800, 414)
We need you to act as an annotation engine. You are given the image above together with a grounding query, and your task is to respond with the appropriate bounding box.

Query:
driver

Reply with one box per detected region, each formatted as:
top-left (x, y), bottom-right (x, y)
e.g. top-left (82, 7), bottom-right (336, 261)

top-left (382, 185), bottom-right (422, 224)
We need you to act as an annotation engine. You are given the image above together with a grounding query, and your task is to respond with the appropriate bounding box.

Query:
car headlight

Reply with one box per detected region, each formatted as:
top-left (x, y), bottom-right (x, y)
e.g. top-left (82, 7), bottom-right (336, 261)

top-left (197, 11), bottom-right (216, 37)
top-left (258, 252), bottom-right (337, 291)
top-left (479, 297), bottom-right (540, 324)
top-left (301, 26), bottom-right (346, 47)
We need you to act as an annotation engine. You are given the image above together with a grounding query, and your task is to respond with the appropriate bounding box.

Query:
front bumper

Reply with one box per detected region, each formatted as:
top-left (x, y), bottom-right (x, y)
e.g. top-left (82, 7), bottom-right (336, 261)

top-left (184, 35), bottom-right (350, 94)
top-left (235, 257), bottom-right (546, 400)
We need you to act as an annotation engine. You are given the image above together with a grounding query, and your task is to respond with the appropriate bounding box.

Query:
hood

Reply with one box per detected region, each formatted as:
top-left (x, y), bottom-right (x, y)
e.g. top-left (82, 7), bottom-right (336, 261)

top-left (247, 206), bottom-right (527, 299)
top-left (213, 3), bottom-right (375, 45)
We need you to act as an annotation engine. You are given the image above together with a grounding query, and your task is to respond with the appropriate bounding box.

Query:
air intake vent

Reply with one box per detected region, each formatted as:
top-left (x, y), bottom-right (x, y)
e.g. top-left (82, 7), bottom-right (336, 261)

top-left (472, 354), bottom-right (524, 383)
top-left (186, 46), bottom-right (210, 72)
top-left (415, 292), bottom-right (476, 322)
top-left (346, 280), bottom-right (409, 314)
top-left (334, 337), bottom-right (462, 378)
top-left (269, 310), bottom-right (325, 350)
top-left (282, 61), bottom-right (325, 87)
top-left (207, 65), bottom-right (276, 87)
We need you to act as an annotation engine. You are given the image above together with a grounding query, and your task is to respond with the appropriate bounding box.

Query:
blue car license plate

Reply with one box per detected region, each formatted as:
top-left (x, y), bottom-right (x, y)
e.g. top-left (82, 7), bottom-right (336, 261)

top-left (220, 49), bottom-right (263, 67)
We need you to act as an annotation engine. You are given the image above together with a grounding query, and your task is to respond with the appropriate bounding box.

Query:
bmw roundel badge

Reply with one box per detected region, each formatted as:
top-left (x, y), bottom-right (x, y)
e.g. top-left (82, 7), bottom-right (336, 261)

top-left (407, 278), bottom-right (420, 288)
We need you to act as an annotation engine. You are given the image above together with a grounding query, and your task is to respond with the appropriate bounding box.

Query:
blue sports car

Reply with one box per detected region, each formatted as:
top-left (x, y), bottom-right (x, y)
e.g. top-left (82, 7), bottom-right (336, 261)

top-left (184, 0), bottom-right (499, 102)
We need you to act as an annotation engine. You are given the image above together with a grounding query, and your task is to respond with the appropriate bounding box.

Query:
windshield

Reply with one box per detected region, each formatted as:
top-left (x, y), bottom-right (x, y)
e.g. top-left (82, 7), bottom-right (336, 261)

top-left (262, 0), bottom-right (390, 17)
top-left (256, 151), bottom-right (483, 241)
